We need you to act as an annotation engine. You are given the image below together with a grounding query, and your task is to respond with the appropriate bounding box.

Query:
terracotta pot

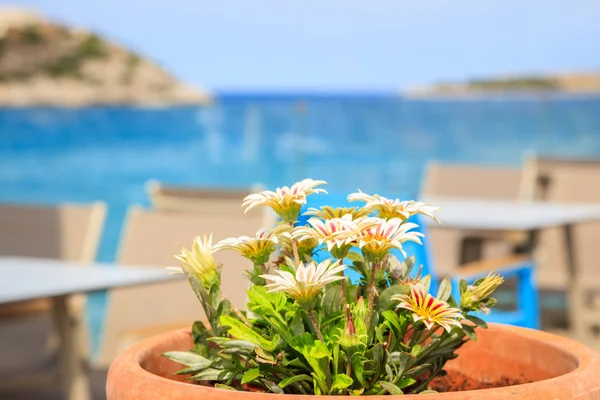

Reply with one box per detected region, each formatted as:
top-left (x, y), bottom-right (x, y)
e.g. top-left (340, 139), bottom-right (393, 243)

top-left (107, 324), bottom-right (600, 399)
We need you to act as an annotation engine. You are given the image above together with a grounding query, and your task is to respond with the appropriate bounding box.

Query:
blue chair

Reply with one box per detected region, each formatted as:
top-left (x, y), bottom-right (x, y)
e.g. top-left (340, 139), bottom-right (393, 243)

top-left (301, 192), bottom-right (539, 329)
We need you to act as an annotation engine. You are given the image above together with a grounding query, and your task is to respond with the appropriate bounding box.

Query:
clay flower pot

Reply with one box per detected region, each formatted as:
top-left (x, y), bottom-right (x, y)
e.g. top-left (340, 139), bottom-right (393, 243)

top-left (107, 323), bottom-right (600, 399)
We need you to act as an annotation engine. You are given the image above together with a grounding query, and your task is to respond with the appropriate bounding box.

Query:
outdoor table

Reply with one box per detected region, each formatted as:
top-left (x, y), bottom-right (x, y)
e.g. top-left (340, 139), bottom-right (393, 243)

top-left (0, 256), bottom-right (183, 400)
top-left (422, 197), bottom-right (600, 336)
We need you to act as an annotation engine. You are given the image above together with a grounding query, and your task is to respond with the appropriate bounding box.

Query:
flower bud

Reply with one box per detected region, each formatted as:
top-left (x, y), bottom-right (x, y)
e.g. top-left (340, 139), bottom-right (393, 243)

top-left (460, 272), bottom-right (504, 312)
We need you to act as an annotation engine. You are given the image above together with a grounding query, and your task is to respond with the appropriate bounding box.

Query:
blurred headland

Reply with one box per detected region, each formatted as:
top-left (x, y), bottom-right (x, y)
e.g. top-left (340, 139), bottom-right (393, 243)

top-left (404, 72), bottom-right (600, 99)
top-left (0, 6), bottom-right (211, 107)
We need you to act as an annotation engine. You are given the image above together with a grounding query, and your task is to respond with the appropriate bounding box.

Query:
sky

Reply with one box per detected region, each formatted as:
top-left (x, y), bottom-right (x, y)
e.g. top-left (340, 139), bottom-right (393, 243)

top-left (6, 0), bottom-right (600, 92)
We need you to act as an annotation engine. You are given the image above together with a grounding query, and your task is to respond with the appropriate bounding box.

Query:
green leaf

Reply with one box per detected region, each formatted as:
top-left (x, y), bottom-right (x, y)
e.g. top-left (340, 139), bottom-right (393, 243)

top-left (282, 357), bottom-right (307, 368)
top-left (484, 297), bottom-right (497, 307)
top-left (351, 354), bottom-right (367, 386)
top-left (191, 321), bottom-right (210, 344)
top-left (462, 324), bottom-right (478, 341)
top-left (162, 351), bottom-right (210, 368)
top-left (290, 310), bottom-right (305, 337)
top-left (220, 339), bottom-right (258, 355)
top-left (388, 351), bottom-right (415, 376)
top-left (321, 311), bottom-right (344, 328)
top-left (255, 347), bottom-right (277, 364)
top-left (209, 283), bottom-right (221, 307)
top-left (308, 340), bottom-right (330, 359)
top-left (219, 315), bottom-right (279, 351)
top-left (459, 279), bottom-right (468, 295)
top-left (241, 368), bottom-right (261, 384)
top-left (322, 282), bottom-right (342, 315)
top-left (350, 261), bottom-right (369, 280)
top-left (410, 344), bottom-right (422, 357)
top-left (278, 374), bottom-right (313, 389)
top-left (190, 368), bottom-right (233, 381)
top-left (405, 363), bottom-right (431, 378)
top-left (332, 374), bottom-right (353, 390)
top-left (382, 310), bottom-right (402, 331)
top-left (379, 381), bottom-right (403, 395)
top-left (263, 379), bottom-right (284, 394)
top-left (215, 383), bottom-right (237, 391)
top-left (437, 278), bottom-right (452, 302)
top-left (217, 299), bottom-right (232, 316)
top-left (378, 284), bottom-right (410, 311)
top-left (346, 251), bottom-right (364, 263)
top-left (420, 389), bottom-right (439, 394)
top-left (466, 315), bottom-right (488, 329)
top-left (396, 377), bottom-right (417, 389)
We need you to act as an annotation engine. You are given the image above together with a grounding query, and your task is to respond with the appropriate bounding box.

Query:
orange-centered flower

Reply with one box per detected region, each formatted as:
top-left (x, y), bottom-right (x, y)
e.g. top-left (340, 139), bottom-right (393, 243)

top-left (260, 260), bottom-right (346, 303)
top-left (214, 229), bottom-right (279, 265)
top-left (356, 217), bottom-right (423, 262)
top-left (293, 215), bottom-right (355, 250)
top-left (303, 205), bottom-right (370, 220)
top-left (242, 179), bottom-right (327, 222)
top-left (171, 234), bottom-right (219, 288)
top-left (348, 190), bottom-right (440, 222)
top-left (392, 283), bottom-right (463, 333)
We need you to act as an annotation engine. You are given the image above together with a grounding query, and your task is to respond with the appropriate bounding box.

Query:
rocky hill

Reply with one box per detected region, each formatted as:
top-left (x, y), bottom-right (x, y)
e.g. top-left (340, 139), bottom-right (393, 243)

top-left (404, 72), bottom-right (600, 98)
top-left (0, 8), bottom-right (211, 106)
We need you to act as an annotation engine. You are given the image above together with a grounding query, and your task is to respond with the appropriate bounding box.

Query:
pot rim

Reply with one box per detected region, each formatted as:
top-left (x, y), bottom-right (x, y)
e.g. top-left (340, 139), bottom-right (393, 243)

top-left (107, 323), bottom-right (600, 399)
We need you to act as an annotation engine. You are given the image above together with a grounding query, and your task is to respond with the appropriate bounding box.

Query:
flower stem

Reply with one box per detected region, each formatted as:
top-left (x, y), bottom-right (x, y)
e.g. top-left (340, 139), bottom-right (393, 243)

top-left (385, 329), bottom-right (392, 350)
top-left (365, 262), bottom-right (380, 330)
top-left (307, 308), bottom-right (324, 342)
top-left (418, 327), bottom-right (437, 344)
top-left (291, 238), bottom-right (301, 264)
top-left (261, 263), bottom-right (267, 274)
top-left (339, 271), bottom-right (348, 313)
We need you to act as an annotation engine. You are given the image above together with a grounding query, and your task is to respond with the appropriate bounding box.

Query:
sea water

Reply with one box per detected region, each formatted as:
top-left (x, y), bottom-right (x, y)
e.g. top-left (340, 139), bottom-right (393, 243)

top-left (1, 93), bottom-right (600, 349)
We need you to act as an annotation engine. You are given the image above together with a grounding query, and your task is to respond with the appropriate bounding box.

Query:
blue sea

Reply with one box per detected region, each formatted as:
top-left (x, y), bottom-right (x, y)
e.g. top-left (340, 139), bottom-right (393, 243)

top-left (2, 93), bottom-right (600, 350)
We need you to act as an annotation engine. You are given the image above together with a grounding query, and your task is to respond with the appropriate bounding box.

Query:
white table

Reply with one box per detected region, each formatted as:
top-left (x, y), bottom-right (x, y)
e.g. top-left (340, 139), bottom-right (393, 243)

top-left (422, 197), bottom-right (600, 335)
top-left (422, 197), bottom-right (600, 231)
top-left (0, 257), bottom-right (183, 400)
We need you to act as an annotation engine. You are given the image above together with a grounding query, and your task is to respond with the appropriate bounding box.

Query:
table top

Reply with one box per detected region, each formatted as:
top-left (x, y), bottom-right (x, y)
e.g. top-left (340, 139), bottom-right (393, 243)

top-left (0, 257), bottom-right (183, 305)
top-left (421, 197), bottom-right (600, 231)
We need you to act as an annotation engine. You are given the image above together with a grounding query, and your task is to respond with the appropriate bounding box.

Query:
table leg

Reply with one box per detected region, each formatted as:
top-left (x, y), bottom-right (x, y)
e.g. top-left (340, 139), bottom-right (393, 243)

top-left (52, 295), bottom-right (91, 400)
top-left (562, 224), bottom-right (586, 340)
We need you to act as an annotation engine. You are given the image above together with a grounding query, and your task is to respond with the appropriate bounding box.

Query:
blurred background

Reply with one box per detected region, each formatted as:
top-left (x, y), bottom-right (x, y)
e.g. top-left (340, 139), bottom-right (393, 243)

top-left (1, 1), bottom-right (600, 398)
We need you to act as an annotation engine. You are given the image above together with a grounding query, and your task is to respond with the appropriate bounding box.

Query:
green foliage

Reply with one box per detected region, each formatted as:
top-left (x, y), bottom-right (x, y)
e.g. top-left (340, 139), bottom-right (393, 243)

top-left (20, 25), bottom-right (44, 44)
top-left (163, 184), bottom-right (503, 395)
top-left (43, 34), bottom-right (108, 78)
top-left (76, 34), bottom-right (108, 59)
top-left (467, 76), bottom-right (559, 91)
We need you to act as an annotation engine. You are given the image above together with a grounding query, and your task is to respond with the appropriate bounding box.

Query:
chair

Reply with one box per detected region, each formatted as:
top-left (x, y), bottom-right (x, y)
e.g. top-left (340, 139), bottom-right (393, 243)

top-left (94, 206), bottom-right (264, 367)
top-left (536, 169), bottom-right (600, 341)
top-left (420, 162), bottom-right (524, 277)
top-left (146, 180), bottom-right (275, 227)
top-left (0, 202), bottom-right (106, 316)
top-left (0, 202), bottom-right (106, 391)
top-left (302, 193), bottom-right (538, 329)
top-left (520, 155), bottom-right (600, 201)
top-left (520, 156), bottom-right (600, 331)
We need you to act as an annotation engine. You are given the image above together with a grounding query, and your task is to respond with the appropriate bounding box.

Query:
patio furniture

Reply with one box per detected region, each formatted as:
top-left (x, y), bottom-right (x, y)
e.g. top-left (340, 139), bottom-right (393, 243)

top-left (422, 197), bottom-right (600, 330)
top-left (420, 162), bottom-right (523, 276)
top-left (0, 202), bottom-right (106, 317)
top-left (0, 256), bottom-right (181, 400)
top-left (520, 155), bottom-right (600, 336)
top-left (146, 180), bottom-right (275, 228)
top-left (538, 169), bottom-right (600, 342)
top-left (0, 202), bottom-right (106, 394)
top-left (95, 205), bottom-right (264, 367)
